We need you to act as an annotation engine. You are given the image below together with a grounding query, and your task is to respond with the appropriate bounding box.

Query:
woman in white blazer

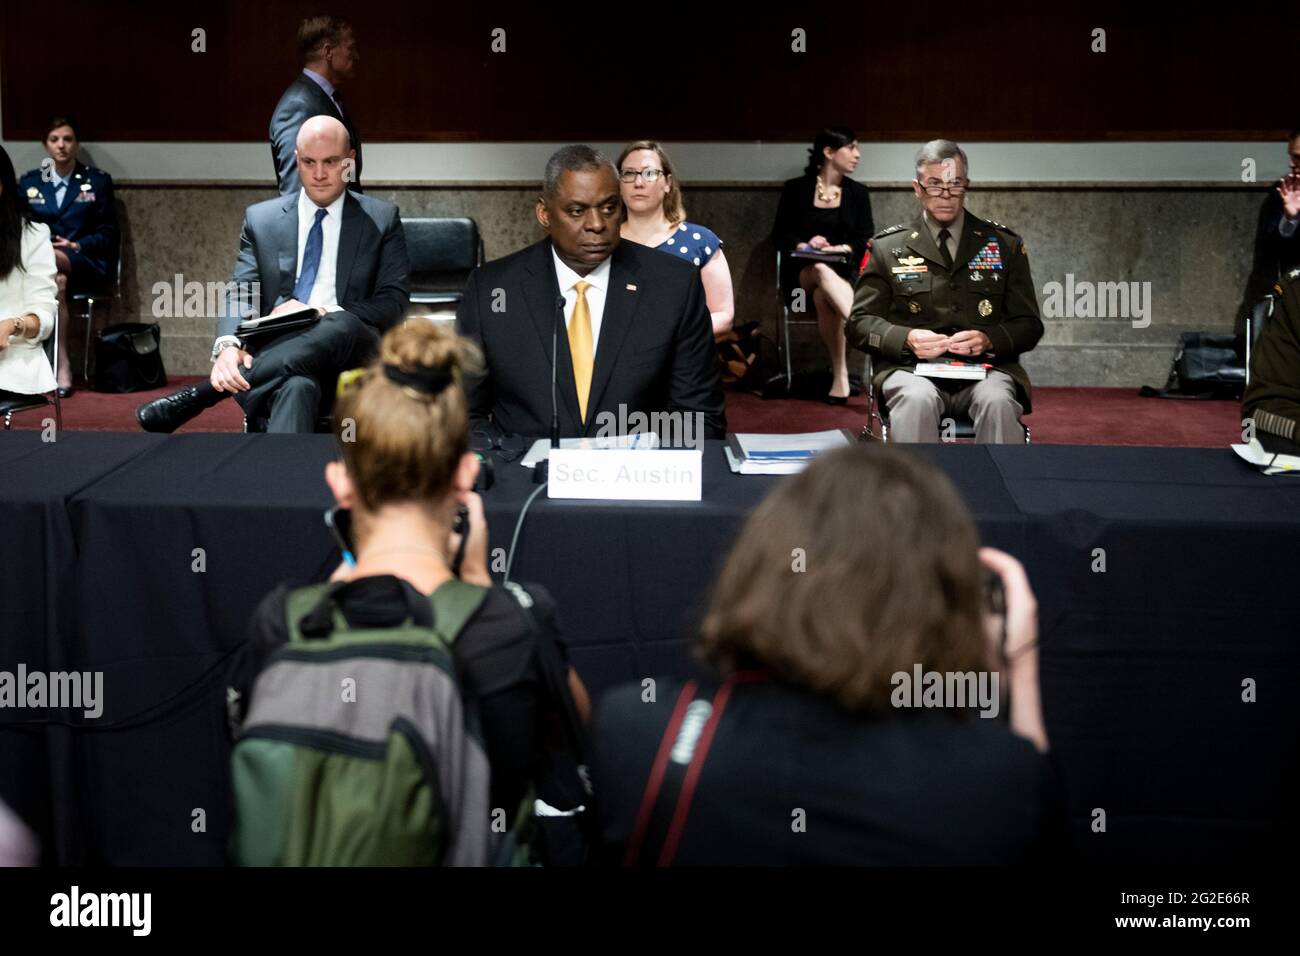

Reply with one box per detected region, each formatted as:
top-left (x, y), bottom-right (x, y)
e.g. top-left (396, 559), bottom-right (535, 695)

top-left (0, 144), bottom-right (58, 398)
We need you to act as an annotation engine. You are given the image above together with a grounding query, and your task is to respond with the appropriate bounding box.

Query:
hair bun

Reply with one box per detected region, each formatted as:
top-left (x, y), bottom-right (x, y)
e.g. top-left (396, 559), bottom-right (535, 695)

top-left (382, 361), bottom-right (452, 397)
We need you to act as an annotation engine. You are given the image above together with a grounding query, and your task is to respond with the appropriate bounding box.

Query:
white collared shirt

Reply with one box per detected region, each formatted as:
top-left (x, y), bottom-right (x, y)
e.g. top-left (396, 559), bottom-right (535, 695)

top-left (924, 209), bottom-right (965, 265)
top-left (54, 172), bottom-right (71, 207)
top-left (552, 247), bottom-right (611, 348)
top-left (296, 188), bottom-right (346, 310)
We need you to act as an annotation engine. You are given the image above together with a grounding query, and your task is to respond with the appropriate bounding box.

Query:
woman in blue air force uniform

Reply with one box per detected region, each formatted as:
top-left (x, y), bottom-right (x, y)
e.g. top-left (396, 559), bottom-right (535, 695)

top-left (19, 115), bottom-right (119, 396)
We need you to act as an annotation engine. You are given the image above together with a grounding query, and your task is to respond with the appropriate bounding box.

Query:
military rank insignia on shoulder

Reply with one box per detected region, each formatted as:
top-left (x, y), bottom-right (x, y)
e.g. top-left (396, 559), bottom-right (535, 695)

top-left (1288, 267), bottom-right (1300, 281)
top-left (987, 220), bottom-right (1020, 237)
top-left (874, 223), bottom-right (907, 239)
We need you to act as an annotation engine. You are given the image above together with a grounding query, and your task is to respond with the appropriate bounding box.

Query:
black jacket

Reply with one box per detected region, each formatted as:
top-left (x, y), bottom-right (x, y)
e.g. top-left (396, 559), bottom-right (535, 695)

top-left (1236, 190), bottom-right (1300, 336)
top-left (772, 174), bottom-right (874, 296)
top-left (593, 675), bottom-right (1070, 866)
top-left (456, 238), bottom-right (726, 441)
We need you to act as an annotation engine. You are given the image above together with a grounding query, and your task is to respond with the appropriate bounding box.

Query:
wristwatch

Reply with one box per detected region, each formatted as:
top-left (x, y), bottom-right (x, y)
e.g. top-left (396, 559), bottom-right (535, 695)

top-left (211, 337), bottom-right (242, 362)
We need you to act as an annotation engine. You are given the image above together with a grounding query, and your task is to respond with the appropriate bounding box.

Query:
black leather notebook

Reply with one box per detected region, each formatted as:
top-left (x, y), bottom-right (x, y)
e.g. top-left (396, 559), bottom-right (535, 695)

top-left (235, 308), bottom-right (319, 347)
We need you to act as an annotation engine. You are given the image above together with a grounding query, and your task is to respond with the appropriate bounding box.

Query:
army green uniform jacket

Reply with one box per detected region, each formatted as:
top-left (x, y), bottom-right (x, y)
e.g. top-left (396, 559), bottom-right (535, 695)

top-left (1242, 269), bottom-right (1300, 441)
top-left (846, 211), bottom-right (1044, 411)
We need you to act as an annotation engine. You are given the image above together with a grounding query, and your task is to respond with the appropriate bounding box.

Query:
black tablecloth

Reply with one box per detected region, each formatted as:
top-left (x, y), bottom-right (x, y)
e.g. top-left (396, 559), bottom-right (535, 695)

top-left (1, 433), bottom-right (1297, 864)
top-left (0, 433), bottom-right (162, 860)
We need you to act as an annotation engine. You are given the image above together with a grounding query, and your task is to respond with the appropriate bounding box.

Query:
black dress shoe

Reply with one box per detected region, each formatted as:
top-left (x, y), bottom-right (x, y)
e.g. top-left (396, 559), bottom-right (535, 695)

top-left (57, 386), bottom-right (74, 399)
top-left (825, 394), bottom-right (849, 406)
top-left (136, 382), bottom-right (225, 433)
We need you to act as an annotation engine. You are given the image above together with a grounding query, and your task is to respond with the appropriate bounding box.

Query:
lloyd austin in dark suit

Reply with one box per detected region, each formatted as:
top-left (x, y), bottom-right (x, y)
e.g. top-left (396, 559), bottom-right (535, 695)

top-left (270, 15), bottom-right (363, 196)
top-left (456, 145), bottom-right (725, 442)
top-left (137, 115), bottom-right (408, 433)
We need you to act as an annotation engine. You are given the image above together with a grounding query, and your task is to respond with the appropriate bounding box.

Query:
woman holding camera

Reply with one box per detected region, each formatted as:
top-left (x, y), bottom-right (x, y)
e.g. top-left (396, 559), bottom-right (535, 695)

top-left (591, 445), bottom-right (1063, 865)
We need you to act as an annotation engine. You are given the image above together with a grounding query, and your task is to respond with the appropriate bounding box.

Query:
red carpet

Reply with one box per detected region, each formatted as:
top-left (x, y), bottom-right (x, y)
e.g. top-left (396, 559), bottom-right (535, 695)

top-left (5, 377), bottom-right (1242, 447)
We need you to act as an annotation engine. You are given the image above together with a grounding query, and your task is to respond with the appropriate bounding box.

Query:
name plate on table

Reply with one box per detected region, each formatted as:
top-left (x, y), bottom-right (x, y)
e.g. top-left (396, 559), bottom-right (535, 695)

top-left (547, 448), bottom-right (703, 501)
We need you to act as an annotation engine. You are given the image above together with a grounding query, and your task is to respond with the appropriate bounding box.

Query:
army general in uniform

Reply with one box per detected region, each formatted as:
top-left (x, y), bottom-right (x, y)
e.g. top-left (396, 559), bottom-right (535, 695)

top-left (846, 140), bottom-right (1043, 443)
top-left (1242, 268), bottom-right (1300, 444)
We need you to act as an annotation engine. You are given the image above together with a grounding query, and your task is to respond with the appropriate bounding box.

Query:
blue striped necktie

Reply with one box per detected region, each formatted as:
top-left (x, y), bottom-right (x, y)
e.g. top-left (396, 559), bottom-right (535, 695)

top-left (293, 207), bottom-right (328, 301)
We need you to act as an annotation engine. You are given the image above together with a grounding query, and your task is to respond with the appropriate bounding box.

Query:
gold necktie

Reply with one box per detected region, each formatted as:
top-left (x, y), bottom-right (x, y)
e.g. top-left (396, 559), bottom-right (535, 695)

top-left (569, 280), bottom-right (594, 423)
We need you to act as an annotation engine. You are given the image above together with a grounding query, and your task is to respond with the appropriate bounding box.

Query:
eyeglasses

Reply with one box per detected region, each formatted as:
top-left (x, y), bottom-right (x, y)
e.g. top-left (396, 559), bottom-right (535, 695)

top-left (620, 168), bottom-right (665, 183)
top-left (920, 179), bottom-right (969, 197)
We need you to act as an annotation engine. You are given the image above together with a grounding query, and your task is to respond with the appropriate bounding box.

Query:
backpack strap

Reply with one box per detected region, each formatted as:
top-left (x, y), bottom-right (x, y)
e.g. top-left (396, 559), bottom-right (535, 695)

top-left (286, 578), bottom-right (488, 645)
top-left (624, 671), bottom-right (768, 867)
top-left (285, 582), bottom-right (338, 642)
top-left (427, 578), bottom-right (490, 643)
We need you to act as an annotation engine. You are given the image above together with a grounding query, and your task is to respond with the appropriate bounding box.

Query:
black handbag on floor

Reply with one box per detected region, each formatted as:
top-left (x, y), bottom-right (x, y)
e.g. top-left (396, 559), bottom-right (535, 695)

top-left (93, 322), bottom-right (168, 393)
top-left (1139, 331), bottom-right (1244, 400)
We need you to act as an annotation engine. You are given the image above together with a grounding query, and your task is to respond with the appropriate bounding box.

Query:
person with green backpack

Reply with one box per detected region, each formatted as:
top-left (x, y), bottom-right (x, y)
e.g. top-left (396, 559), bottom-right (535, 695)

top-left (227, 319), bottom-right (592, 865)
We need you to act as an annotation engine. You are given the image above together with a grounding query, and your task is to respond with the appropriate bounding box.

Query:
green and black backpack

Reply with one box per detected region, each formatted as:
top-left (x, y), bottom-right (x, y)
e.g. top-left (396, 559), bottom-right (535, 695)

top-left (230, 578), bottom-right (499, 866)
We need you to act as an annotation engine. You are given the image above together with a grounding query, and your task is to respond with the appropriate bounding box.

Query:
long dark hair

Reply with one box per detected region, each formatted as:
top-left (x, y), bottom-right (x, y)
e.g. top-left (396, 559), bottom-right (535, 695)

top-left (0, 144), bottom-right (31, 282)
top-left (698, 446), bottom-right (987, 712)
top-left (803, 125), bottom-right (857, 177)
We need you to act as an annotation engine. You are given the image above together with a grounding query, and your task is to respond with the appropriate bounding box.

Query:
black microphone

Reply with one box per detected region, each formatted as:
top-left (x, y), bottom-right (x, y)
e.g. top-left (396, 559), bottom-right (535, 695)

top-left (533, 294), bottom-right (566, 484)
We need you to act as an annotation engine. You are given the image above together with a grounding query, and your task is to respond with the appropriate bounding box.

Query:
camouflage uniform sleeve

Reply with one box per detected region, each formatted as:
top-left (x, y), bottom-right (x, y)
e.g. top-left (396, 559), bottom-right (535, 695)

top-left (1242, 279), bottom-right (1300, 441)
top-left (987, 232), bottom-right (1044, 357)
top-left (846, 237), bottom-right (912, 362)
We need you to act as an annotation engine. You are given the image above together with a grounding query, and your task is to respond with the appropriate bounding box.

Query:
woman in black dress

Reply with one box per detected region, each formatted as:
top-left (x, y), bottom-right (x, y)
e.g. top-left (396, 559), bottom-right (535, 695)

top-left (772, 126), bottom-right (874, 402)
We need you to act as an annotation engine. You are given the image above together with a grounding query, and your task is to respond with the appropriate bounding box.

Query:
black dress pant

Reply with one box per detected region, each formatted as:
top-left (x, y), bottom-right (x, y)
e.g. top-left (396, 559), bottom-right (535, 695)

top-left (235, 310), bottom-right (378, 433)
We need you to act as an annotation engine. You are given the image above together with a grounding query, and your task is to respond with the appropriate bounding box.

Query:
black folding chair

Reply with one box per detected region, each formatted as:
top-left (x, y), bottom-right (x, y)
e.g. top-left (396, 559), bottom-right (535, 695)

top-left (70, 250), bottom-right (123, 382)
top-left (1245, 294), bottom-right (1274, 389)
top-left (859, 353), bottom-right (1030, 444)
top-left (401, 217), bottom-right (483, 321)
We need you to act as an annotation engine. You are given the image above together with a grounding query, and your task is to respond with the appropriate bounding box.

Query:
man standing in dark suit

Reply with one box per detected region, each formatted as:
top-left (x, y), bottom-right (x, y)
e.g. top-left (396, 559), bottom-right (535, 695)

top-left (269, 15), bottom-right (362, 196)
top-left (1236, 128), bottom-right (1300, 337)
top-left (456, 145), bottom-right (725, 442)
top-left (137, 116), bottom-right (408, 433)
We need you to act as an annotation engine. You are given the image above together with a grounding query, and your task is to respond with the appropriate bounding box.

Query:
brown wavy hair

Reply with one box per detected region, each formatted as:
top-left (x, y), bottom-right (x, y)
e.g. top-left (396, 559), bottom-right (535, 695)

top-left (698, 446), bottom-right (988, 712)
top-left (617, 140), bottom-right (686, 225)
top-left (333, 320), bottom-right (481, 512)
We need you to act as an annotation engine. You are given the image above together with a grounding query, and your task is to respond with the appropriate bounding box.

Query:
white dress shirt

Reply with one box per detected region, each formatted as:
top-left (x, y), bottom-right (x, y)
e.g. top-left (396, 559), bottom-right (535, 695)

top-left (0, 222), bottom-right (58, 394)
top-left (552, 248), bottom-right (611, 348)
top-left (296, 188), bottom-right (346, 311)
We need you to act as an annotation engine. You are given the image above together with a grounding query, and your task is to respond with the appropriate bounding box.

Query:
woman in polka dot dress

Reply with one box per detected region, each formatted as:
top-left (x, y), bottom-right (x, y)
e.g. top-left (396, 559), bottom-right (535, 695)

top-left (617, 140), bottom-right (734, 338)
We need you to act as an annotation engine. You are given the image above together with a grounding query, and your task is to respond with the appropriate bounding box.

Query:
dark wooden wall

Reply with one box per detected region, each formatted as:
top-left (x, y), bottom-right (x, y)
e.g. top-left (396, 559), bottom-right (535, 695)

top-left (1, 2), bottom-right (1291, 143)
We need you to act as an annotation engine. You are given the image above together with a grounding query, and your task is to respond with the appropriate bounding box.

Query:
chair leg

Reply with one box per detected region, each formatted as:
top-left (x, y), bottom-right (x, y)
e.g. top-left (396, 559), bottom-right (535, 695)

top-left (780, 307), bottom-right (792, 392)
top-left (82, 298), bottom-right (96, 382)
top-left (53, 393), bottom-right (63, 433)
